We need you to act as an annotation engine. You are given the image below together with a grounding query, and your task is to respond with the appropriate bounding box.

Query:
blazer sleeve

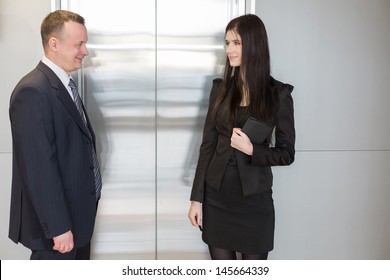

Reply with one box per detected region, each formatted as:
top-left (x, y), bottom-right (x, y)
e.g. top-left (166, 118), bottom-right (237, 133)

top-left (190, 79), bottom-right (221, 202)
top-left (251, 83), bottom-right (295, 166)
top-left (10, 84), bottom-right (72, 239)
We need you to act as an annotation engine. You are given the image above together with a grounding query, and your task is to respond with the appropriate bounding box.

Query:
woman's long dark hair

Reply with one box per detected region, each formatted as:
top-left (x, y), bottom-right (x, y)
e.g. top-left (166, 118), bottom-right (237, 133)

top-left (212, 14), bottom-right (276, 127)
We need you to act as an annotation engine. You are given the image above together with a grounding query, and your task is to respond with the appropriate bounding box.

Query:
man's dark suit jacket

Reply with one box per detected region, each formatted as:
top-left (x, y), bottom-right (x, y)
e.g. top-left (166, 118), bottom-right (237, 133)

top-left (8, 62), bottom-right (99, 250)
top-left (191, 77), bottom-right (295, 202)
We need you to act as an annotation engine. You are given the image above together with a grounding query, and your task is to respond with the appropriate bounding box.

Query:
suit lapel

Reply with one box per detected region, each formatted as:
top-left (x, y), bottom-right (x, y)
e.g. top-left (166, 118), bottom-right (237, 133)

top-left (37, 62), bottom-right (93, 140)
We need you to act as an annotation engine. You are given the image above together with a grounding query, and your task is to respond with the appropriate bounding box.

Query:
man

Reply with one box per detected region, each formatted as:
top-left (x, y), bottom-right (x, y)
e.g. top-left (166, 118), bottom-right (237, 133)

top-left (8, 10), bottom-right (102, 260)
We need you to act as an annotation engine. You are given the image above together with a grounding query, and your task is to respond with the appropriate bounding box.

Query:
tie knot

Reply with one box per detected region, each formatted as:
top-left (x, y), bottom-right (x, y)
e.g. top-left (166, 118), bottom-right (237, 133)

top-left (69, 78), bottom-right (77, 90)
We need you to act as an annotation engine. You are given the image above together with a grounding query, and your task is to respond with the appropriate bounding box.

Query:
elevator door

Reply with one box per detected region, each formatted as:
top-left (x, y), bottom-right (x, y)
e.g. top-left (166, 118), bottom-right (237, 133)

top-left (60, 0), bottom-right (244, 259)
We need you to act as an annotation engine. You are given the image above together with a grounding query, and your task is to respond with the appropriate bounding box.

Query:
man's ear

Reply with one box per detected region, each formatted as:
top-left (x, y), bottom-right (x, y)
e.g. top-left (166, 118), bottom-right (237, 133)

top-left (48, 37), bottom-right (59, 51)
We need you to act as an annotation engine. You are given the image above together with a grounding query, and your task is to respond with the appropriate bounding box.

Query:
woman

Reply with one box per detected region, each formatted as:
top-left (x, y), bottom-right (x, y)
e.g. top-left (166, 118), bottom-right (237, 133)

top-left (188, 14), bottom-right (295, 260)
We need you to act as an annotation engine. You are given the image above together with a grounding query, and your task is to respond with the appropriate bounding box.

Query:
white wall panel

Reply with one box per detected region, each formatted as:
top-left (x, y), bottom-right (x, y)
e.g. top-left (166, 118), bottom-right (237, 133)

top-left (0, 0), bottom-right (49, 152)
top-left (256, 0), bottom-right (390, 259)
top-left (0, 0), bottom-right (50, 260)
top-left (257, 0), bottom-right (390, 151)
top-left (271, 151), bottom-right (390, 259)
top-left (0, 154), bottom-right (30, 259)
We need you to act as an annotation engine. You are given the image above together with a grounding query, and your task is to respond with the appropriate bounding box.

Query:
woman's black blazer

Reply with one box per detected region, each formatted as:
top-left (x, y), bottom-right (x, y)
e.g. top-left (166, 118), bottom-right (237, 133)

top-left (190, 77), bottom-right (295, 202)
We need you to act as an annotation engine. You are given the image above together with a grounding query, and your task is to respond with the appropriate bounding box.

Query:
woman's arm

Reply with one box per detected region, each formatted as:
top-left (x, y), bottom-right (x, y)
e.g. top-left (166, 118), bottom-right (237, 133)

top-left (251, 84), bottom-right (295, 166)
top-left (190, 79), bottom-right (221, 202)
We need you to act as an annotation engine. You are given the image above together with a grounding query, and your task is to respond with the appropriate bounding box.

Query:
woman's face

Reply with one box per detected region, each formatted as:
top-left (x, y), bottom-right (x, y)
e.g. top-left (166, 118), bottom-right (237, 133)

top-left (225, 30), bottom-right (242, 67)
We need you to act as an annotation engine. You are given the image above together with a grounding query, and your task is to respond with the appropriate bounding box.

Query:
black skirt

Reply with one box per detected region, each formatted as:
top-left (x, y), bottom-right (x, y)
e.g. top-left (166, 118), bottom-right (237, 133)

top-left (202, 162), bottom-right (275, 254)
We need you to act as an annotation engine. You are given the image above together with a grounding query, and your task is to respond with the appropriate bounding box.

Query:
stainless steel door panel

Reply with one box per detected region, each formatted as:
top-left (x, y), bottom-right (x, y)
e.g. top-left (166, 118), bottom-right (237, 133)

top-left (156, 0), bottom-right (238, 259)
top-left (60, 0), bottom-right (242, 259)
top-left (65, 0), bottom-right (157, 259)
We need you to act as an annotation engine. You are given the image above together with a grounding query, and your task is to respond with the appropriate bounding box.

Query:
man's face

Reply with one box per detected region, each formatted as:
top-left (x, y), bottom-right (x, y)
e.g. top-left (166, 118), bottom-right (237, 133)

top-left (56, 21), bottom-right (89, 75)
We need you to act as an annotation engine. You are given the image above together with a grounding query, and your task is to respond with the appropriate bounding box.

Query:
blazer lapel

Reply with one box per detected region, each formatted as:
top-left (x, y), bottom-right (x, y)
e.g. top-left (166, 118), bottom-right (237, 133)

top-left (57, 85), bottom-right (93, 139)
top-left (37, 62), bottom-right (92, 139)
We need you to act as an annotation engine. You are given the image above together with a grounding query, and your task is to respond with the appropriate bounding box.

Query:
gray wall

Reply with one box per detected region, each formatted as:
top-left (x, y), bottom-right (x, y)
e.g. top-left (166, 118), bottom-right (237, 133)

top-left (1, 0), bottom-right (389, 259)
top-left (257, 0), bottom-right (390, 259)
top-left (0, 0), bottom-right (51, 259)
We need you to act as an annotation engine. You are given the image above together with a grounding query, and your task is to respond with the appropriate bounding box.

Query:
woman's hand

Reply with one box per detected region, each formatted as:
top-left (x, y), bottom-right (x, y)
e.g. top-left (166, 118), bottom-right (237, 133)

top-left (231, 128), bottom-right (253, 155)
top-left (188, 201), bottom-right (202, 228)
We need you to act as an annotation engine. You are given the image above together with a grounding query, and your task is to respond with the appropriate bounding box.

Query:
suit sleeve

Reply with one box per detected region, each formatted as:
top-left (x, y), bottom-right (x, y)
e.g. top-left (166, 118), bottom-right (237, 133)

top-left (251, 84), bottom-right (295, 166)
top-left (10, 85), bottom-right (72, 239)
top-left (190, 79), bottom-right (221, 202)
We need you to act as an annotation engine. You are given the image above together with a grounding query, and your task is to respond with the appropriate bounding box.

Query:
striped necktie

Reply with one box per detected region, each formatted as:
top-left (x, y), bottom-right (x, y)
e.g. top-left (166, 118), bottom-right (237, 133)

top-left (69, 79), bottom-right (102, 200)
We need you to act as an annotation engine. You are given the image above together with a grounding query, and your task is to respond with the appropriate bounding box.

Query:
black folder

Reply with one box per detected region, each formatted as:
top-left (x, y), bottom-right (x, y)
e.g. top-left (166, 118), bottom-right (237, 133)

top-left (242, 117), bottom-right (274, 144)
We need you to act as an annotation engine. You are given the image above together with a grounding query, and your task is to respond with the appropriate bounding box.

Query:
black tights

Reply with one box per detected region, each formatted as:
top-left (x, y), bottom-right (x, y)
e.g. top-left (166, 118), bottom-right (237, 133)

top-left (208, 246), bottom-right (268, 260)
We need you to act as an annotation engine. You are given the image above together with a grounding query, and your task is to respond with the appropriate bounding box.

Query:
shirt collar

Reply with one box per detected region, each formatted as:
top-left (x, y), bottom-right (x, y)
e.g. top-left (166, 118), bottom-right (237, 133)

top-left (41, 56), bottom-right (74, 98)
top-left (41, 56), bottom-right (73, 87)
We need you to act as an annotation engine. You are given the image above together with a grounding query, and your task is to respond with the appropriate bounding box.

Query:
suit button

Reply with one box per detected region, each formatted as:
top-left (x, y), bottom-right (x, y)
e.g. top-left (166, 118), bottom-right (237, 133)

top-left (89, 165), bottom-right (94, 170)
top-left (91, 191), bottom-right (96, 195)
